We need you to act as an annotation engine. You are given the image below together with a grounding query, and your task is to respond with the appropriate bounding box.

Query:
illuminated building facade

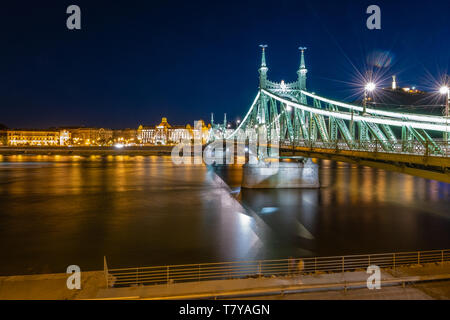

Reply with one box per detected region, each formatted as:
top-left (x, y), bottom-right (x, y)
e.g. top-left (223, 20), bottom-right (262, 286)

top-left (138, 118), bottom-right (210, 145)
top-left (113, 129), bottom-right (138, 145)
top-left (69, 128), bottom-right (113, 146)
top-left (0, 124), bottom-right (7, 146)
top-left (7, 129), bottom-right (66, 146)
top-left (59, 130), bottom-right (71, 145)
top-left (0, 131), bottom-right (7, 146)
top-left (1, 120), bottom-right (212, 147)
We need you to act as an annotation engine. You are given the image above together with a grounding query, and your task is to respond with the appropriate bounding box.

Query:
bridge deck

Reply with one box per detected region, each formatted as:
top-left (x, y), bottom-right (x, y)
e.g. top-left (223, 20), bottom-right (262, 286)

top-left (280, 145), bottom-right (450, 183)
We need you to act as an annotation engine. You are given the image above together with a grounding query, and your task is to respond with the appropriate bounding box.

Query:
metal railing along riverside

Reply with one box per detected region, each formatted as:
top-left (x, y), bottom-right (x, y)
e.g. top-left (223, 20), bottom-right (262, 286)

top-left (104, 249), bottom-right (450, 288)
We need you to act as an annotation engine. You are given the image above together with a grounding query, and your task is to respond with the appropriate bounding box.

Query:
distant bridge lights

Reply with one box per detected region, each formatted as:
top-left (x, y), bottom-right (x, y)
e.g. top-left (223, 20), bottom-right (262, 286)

top-left (280, 80), bottom-right (287, 92)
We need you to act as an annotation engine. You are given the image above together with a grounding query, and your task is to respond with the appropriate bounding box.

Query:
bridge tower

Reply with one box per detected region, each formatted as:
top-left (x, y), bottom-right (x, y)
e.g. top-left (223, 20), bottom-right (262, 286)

top-left (223, 113), bottom-right (227, 137)
top-left (297, 47), bottom-right (308, 90)
top-left (257, 45), bottom-right (270, 159)
top-left (296, 47), bottom-right (309, 141)
top-left (258, 45), bottom-right (268, 89)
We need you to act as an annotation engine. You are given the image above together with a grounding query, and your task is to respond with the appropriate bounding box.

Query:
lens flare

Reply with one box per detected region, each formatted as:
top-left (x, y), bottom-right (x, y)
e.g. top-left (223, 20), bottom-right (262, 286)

top-left (365, 82), bottom-right (376, 92)
top-left (367, 50), bottom-right (394, 68)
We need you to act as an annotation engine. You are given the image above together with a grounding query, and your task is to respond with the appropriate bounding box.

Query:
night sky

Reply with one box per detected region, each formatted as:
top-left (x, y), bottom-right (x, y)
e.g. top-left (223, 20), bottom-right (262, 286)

top-left (1, 0), bottom-right (449, 129)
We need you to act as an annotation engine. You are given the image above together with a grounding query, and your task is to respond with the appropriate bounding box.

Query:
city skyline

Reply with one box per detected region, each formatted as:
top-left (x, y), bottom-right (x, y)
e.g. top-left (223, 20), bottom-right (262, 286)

top-left (0, 0), bottom-right (448, 129)
top-left (0, 116), bottom-right (216, 147)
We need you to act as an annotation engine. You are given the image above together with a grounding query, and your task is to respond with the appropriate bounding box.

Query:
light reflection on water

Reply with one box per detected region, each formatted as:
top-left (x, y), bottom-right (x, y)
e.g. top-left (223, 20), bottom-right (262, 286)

top-left (0, 155), bottom-right (448, 275)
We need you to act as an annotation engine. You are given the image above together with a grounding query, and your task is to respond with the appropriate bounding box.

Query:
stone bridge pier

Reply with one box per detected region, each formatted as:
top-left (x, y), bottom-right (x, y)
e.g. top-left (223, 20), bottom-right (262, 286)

top-left (242, 158), bottom-right (320, 189)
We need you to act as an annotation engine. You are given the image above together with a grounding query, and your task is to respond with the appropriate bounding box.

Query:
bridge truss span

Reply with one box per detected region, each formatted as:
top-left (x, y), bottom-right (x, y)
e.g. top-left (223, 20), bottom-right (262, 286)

top-left (213, 47), bottom-right (450, 182)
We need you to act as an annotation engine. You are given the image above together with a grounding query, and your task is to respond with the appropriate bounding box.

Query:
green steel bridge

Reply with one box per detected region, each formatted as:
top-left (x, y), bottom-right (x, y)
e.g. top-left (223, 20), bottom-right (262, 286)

top-left (211, 46), bottom-right (450, 183)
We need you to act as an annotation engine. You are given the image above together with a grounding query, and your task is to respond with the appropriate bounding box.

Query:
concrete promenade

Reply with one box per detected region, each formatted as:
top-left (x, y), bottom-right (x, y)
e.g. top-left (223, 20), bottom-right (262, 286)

top-left (0, 263), bottom-right (448, 300)
top-left (0, 271), bottom-right (105, 300)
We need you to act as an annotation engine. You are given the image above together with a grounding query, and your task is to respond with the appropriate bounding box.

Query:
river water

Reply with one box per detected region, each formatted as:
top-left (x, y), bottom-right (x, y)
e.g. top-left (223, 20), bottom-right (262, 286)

top-left (0, 154), bottom-right (448, 275)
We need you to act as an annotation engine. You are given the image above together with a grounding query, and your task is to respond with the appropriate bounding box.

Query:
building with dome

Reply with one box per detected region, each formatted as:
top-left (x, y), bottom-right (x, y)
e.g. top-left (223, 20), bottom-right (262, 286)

top-left (138, 117), bottom-right (210, 145)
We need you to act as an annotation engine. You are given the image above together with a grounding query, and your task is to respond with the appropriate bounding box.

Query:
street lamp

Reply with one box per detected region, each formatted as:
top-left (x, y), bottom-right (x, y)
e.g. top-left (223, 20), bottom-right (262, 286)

top-left (365, 82), bottom-right (376, 92)
top-left (363, 82), bottom-right (376, 114)
top-left (441, 85), bottom-right (449, 115)
top-left (440, 85), bottom-right (449, 140)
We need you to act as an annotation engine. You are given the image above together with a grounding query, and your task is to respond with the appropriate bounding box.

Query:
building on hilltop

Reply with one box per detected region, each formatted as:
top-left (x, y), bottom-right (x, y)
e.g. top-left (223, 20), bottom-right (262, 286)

top-left (367, 75), bottom-right (446, 116)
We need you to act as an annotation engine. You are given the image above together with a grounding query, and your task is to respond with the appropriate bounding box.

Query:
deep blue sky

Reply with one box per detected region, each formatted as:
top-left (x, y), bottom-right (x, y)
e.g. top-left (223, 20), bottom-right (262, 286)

top-left (0, 0), bottom-right (449, 128)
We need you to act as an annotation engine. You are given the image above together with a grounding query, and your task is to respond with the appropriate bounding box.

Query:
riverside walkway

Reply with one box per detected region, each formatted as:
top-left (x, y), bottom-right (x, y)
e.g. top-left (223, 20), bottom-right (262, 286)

top-left (0, 261), bottom-right (449, 300)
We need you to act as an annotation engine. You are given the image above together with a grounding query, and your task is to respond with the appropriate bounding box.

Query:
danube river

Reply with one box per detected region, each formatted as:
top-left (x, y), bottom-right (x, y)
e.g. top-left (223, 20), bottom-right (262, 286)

top-left (0, 154), bottom-right (448, 275)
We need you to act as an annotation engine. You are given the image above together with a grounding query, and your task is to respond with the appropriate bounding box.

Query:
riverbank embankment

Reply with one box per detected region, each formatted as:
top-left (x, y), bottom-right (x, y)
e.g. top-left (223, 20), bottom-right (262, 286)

top-left (0, 146), bottom-right (175, 156)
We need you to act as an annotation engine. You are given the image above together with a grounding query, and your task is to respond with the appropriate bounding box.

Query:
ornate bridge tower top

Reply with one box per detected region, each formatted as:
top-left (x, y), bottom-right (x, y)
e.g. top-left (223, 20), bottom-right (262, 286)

top-left (258, 44), bottom-right (268, 89)
top-left (297, 47), bottom-right (308, 90)
top-left (256, 45), bottom-right (308, 94)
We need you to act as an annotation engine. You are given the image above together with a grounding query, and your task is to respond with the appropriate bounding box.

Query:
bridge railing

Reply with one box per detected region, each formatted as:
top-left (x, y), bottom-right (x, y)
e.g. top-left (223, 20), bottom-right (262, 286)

top-left (104, 249), bottom-right (449, 288)
top-left (280, 139), bottom-right (449, 157)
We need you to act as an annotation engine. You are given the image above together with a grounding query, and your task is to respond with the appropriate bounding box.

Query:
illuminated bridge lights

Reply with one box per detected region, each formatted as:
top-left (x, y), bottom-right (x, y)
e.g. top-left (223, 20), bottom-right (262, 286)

top-left (262, 89), bottom-right (449, 132)
top-left (299, 90), bottom-right (448, 124)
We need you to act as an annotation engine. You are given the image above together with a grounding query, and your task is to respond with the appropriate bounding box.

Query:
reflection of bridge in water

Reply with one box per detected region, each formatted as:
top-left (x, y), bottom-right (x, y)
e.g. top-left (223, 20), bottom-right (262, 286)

top-left (210, 47), bottom-right (450, 183)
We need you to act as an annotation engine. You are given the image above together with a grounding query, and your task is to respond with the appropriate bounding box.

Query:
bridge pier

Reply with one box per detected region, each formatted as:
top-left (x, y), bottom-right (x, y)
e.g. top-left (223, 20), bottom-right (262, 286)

top-left (242, 158), bottom-right (320, 189)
